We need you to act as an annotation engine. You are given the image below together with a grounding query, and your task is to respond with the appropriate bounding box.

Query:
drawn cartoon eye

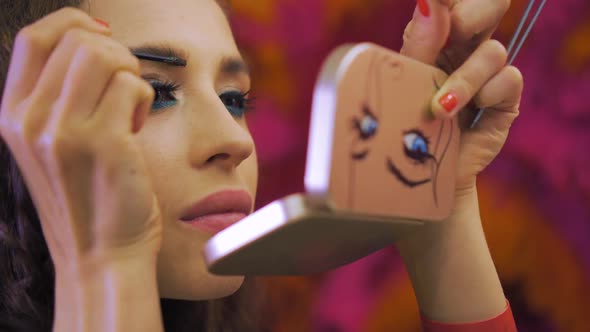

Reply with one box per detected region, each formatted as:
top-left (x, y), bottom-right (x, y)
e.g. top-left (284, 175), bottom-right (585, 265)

top-left (403, 130), bottom-right (431, 164)
top-left (360, 115), bottom-right (378, 138)
top-left (353, 105), bottom-right (378, 140)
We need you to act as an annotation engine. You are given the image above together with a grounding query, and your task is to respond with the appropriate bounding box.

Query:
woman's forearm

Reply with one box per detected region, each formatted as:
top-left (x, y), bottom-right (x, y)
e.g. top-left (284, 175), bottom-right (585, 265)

top-left (397, 187), bottom-right (506, 322)
top-left (53, 254), bottom-right (163, 332)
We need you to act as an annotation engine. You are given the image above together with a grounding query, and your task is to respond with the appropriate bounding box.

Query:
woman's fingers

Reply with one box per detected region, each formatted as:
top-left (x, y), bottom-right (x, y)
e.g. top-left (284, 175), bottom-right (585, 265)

top-left (35, 28), bottom-right (137, 102)
top-left (93, 71), bottom-right (154, 135)
top-left (449, 0), bottom-right (510, 44)
top-left (51, 30), bottom-right (140, 123)
top-left (28, 29), bottom-right (138, 139)
top-left (88, 72), bottom-right (156, 242)
top-left (400, 0), bottom-right (451, 65)
top-left (471, 65), bottom-right (523, 131)
top-left (2, 7), bottom-right (110, 107)
top-left (431, 40), bottom-right (507, 118)
top-left (0, 8), bottom-right (162, 263)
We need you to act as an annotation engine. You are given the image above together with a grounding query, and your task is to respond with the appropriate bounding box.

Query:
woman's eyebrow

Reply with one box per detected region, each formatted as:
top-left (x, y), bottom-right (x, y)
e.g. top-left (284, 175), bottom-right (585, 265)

top-left (220, 56), bottom-right (250, 76)
top-left (128, 43), bottom-right (249, 75)
top-left (129, 44), bottom-right (189, 67)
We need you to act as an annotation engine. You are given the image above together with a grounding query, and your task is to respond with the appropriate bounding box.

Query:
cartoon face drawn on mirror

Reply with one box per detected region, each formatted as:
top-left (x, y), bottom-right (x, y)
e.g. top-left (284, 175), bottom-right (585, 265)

top-left (329, 44), bottom-right (460, 221)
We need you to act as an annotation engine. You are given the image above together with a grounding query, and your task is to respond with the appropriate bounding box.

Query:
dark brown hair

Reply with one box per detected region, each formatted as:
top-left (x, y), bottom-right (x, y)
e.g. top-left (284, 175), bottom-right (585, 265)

top-left (0, 1), bottom-right (267, 331)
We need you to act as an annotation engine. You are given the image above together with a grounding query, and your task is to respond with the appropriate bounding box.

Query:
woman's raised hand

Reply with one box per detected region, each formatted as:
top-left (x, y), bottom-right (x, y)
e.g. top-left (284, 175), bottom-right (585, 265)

top-left (401, 0), bottom-right (522, 196)
top-left (0, 7), bottom-right (161, 272)
top-left (395, 0), bottom-right (522, 323)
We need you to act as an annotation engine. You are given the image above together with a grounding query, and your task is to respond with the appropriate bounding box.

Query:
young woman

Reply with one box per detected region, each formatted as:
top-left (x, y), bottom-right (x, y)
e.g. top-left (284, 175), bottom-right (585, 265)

top-left (0, 0), bottom-right (522, 330)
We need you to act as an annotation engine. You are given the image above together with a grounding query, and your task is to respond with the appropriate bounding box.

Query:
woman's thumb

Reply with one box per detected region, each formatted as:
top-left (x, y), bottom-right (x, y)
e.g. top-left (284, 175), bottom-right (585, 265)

top-left (400, 0), bottom-right (452, 65)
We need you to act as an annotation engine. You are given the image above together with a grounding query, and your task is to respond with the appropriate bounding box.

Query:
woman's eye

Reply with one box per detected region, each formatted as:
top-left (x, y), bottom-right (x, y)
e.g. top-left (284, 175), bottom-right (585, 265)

top-left (354, 105), bottom-right (378, 140)
top-left (403, 131), bottom-right (431, 163)
top-left (149, 81), bottom-right (180, 111)
top-left (220, 90), bottom-right (253, 118)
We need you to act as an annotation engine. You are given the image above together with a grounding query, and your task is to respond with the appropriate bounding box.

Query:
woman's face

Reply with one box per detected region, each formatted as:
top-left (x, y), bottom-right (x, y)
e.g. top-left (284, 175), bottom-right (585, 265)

top-left (83, 0), bottom-right (258, 299)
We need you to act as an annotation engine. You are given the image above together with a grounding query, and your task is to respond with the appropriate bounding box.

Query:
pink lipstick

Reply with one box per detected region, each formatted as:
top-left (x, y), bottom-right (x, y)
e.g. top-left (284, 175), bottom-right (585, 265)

top-left (179, 190), bottom-right (252, 234)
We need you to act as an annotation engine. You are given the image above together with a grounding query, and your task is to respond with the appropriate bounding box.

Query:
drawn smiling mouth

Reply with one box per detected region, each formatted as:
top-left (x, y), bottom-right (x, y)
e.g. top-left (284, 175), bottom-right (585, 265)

top-left (386, 158), bottom-right (431, 188)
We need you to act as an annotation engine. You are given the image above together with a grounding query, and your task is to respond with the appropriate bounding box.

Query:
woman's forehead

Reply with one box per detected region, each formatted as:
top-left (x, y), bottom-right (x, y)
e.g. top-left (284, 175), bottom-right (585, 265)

top-left (84, 0), bottom-right (232, 41)
top-left (85, 0), bottom-right (239, 65)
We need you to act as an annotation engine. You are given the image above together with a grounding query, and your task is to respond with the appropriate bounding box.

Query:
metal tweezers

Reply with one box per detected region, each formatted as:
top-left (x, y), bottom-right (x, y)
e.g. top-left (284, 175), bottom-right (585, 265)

top-left (470, 0), bottom-right (547, 128)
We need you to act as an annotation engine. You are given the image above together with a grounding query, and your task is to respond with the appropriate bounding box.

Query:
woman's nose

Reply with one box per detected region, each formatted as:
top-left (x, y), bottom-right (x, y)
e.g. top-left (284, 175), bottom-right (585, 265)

top-left (187, 96), bottom-right (255, 170)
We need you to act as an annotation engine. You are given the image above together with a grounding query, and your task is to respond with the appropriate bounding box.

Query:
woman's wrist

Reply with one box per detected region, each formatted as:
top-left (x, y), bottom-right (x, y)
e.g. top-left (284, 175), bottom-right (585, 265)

top-left (396, 185), bottom-right (506, 322)
top-left (54, 254), bottom-right (163, 332)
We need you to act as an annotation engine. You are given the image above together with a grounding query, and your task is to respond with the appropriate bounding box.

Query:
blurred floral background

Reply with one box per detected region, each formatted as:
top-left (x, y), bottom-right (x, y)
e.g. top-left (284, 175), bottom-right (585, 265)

top-left (229, 0), bottom-right (590, 331)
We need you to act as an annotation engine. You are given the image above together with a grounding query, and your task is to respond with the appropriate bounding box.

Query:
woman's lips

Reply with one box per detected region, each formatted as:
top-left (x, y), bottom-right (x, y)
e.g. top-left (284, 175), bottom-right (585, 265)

top-left (179, 190), bottom-right (252, 234)
top-left (183, 212), bottom-right (247, 234)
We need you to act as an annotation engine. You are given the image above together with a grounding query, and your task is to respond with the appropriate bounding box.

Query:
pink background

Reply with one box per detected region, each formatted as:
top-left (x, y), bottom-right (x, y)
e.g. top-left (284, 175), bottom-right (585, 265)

top-left (230, 1), bottom-right (590, 331)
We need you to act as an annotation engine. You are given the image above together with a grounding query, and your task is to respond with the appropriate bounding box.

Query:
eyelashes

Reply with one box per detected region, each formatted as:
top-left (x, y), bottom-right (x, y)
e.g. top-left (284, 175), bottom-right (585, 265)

top-left (403, 129), bottom-right (433, 164)
top-left (352, 104), bottom-right (379, 140)
top-left (149, 80), bottom-right (181, 111)
top-left (219, 90), bottom-right (255, 118)
top-left (146, 79), bottom-right (255, 117)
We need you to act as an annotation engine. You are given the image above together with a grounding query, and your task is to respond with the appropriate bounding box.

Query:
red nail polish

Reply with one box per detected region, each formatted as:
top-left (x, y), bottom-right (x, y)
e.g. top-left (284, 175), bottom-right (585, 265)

top-left (417, 0), bottom-right (430, 17)
top-left (439, 92), bottom-right (458, 113)
top-left (94, 18), bottom-right (110, 28)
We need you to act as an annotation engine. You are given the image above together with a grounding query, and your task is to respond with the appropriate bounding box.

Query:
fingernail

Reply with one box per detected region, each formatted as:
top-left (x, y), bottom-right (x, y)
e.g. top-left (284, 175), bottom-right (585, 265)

top-left (94, 18), bottom-right (110, 28)
top-left (417, 0), bottom-right (430, 17)
top-left (439, 92), bottom-right (458, 113)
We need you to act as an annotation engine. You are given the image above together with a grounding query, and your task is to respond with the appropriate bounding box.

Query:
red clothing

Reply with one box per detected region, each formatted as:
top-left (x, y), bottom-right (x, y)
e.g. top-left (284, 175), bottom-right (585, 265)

top-left (421, 301), bottom-right (517, 332)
